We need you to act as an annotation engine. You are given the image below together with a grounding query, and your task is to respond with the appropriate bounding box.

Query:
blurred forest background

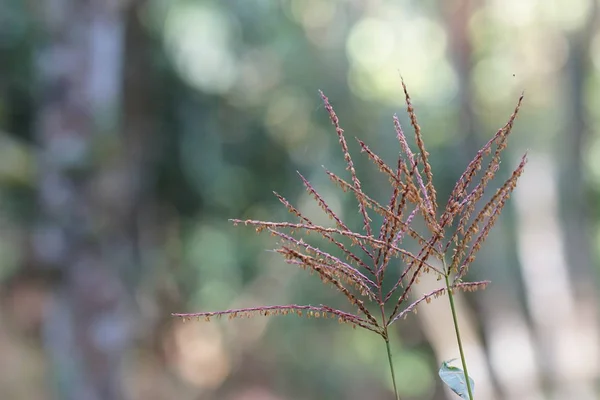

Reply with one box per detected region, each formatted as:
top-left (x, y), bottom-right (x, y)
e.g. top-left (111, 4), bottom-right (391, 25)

top-left (0, 0), bottom-right (599, 399)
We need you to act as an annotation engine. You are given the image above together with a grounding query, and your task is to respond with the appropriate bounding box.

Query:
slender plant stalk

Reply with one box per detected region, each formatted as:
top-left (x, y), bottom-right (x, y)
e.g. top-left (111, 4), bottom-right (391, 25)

top-left (379, 270), bottom-right (400, 400)
top-left (384, 333), bottom-right (400, 400)
top-left (444, 259), bottom-right (474, 400)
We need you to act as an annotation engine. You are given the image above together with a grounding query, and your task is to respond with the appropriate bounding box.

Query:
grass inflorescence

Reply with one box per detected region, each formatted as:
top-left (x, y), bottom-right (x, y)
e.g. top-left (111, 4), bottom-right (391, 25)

top-left (173, 80), bottom-right (526, 400)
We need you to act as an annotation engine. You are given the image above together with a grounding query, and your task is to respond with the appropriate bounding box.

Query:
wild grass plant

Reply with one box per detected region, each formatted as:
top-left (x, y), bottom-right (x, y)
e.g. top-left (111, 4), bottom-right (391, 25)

top-left (174, 81), bottom-right (526, 400)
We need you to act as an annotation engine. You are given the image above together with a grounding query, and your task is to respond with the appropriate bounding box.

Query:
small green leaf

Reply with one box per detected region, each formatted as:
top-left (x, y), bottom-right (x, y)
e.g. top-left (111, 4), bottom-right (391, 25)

top-left (438, 359), bottom-right (474, 399)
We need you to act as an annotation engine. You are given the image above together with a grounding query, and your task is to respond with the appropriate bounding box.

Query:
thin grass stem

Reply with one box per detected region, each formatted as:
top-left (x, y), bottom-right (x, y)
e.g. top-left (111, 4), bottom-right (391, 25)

top-left (384, 332), bottom-right (400, 400)
top-left (444, 259), bottom-right (474, 400)
top-left (378, 274), bottom-right (400, 400)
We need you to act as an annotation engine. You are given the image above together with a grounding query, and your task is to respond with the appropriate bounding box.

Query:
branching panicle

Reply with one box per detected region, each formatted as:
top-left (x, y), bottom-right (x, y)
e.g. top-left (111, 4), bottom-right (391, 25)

top-left (174, 84), bottom-right (526, 400)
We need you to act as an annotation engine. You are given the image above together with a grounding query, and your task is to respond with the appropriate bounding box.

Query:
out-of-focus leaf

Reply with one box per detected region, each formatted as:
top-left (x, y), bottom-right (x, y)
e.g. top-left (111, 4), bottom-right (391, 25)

top-left (439, 359), bottom-right (474, 399)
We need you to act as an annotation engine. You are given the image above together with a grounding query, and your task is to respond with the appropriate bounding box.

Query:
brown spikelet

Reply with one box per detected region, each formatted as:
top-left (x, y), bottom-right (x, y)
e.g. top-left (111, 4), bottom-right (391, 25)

top-left (442, 93), bottom-right (524, 248)
top-left (324, 168), bottom-right (439, 260)
top-left (453, 154), bottom-right (527, 279)
top-left (173, 304), bottom-right (379, 333)
top-left (269, 229), bottom-right (377, 298)
top-left (357, 138), bottom-right (406, 192)
top-left (277, 247), bottom-right (379, 326)
top-left (393, 116), bottom-right (438, 232)
top-left (401, 78), bottom-right (436, 213)
top-left (385, 231), bottom-right (446, 322)
top-left (389, 287), bottom-right (447, 325)
top-left (273, 191), bottom-right (375, 276)
top-left (319, 90), bottom-right (373, 240)
top-left (296, 172), bottom-right (376, 267)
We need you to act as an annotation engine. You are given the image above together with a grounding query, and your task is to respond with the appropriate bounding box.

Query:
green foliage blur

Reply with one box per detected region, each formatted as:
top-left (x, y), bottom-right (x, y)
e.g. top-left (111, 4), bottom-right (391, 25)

top-left (1, 0), bottom-right (599, 399)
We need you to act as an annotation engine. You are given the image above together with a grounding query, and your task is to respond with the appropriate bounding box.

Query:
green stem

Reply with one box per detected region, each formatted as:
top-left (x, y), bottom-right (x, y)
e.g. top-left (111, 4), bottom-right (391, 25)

top-left (376, 266), bottom-right (400, 400)
top-left (384, 333), bottom-right (400, 400)
top-left (445, 272), bottom-right (474, 400)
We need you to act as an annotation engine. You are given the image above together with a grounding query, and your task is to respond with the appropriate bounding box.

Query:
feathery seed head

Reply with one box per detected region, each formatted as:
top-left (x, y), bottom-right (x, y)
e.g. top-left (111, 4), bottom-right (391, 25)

top-left (175, 83), bottom-right (526, 345)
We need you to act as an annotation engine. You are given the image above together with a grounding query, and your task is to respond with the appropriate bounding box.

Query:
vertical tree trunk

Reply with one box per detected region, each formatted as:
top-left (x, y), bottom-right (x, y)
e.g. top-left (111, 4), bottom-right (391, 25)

top-left (443, 0), bottom-right (477, 156)
top-left (33, 1), bottom-right (140, 399)
top-left (552, 1), bottom-right (600, 397)
top-left (559, 0), bottom-right (598, 304)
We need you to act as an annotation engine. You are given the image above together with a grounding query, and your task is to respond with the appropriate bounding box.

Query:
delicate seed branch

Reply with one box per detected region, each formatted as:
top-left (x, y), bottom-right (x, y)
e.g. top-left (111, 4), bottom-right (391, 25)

top-left (174, 83), bottom-right (526, 400)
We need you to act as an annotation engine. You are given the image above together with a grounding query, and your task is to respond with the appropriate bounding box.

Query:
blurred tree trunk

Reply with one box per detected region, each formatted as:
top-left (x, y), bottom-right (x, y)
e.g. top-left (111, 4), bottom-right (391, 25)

top-left (552, 1), bottom-right (600, 397)
top-left (442, 0), bottom-right (478, 156)
top-left (31, 1), bottom-right (152, 398)
top-left (560, 0), bottom-right (598, 305)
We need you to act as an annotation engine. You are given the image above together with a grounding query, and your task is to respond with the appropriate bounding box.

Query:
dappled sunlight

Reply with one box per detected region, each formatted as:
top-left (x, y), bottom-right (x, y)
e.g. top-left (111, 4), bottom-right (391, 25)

top-left (487, 313), bottom-right (542, 400)
top-left (265, 88), bottom-right (312, 147)
top-left (169, 321), bottom-right (231, 389)
top-left (539, 0), bottom-right (593, 31)
top-left (288, 0), bottom-right (336, 30)
top-left (489, 0), bottom-right (591, 31)
top-left (488, 0), bottom-right (538, 28)
top-left (515, 155), bottom-right (575, 321)
top-left (346, 13), bottom-right (456, 104)
top-left (231, 48), bottom-right (284, 107)
top-left (164, 3), bottom-right (239, 94)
